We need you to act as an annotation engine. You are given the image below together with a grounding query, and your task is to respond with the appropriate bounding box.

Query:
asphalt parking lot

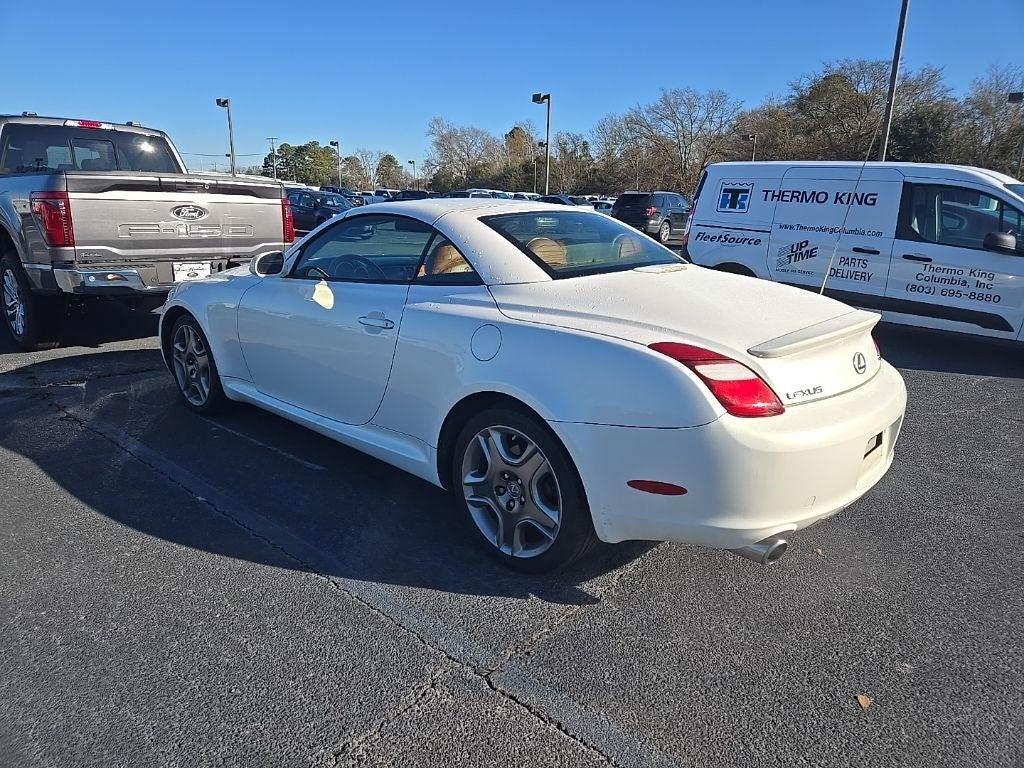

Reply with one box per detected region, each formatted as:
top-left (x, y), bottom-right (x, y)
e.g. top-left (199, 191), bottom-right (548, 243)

top-left (0, 303), bottom-right (1021, 768)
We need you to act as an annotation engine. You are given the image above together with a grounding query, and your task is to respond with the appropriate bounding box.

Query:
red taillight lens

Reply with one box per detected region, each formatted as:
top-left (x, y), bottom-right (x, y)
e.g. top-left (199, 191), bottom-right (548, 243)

top-left (649, 341), bottom-right (784, 418)
top-left (644, 205), bottom-right (658, 217)
top-left (281, 196), bottom-right (295, 243)
top-left (30, 191), bottom-right (75, 247)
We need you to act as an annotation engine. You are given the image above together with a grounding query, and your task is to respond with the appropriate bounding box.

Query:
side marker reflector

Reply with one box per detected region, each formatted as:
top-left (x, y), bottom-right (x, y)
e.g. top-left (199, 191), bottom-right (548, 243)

top-left (627, 480), bottom-right (687, 496)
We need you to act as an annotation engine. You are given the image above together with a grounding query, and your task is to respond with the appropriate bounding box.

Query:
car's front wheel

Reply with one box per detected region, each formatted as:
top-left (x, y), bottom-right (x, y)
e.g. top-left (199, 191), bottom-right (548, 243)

top-left (452, 407), bottom-right (597, 572)
top-left (170, 315), bottom-right (229, 414)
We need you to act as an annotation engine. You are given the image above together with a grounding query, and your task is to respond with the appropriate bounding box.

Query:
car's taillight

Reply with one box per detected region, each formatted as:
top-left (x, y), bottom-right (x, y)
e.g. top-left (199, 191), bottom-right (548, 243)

top-left (644, 205), bottom-right (658, 217)
top-left (30, 191), bottom-right (75, 247)
top-left (281, 196), bottom-right (295, 243)
top-left (648, 341), bottom-right (784, 418)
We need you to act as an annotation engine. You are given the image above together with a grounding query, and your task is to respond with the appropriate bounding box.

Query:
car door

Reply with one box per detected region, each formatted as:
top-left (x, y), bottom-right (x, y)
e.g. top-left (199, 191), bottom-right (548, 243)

top-left (236, 213), bottom-right (436, 425)
top-left (767, 166), bottom-right (899, 304)
top-left (668, 194), bottom-right (689, 228)
top-left (288, 191), bottom-right (314, 233)
top-left (885, 181), bottom-right (1024, 338)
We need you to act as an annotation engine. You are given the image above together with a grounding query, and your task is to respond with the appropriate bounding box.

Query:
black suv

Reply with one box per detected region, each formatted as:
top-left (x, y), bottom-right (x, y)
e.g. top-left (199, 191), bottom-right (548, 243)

top-left (611, 191), bottom-right (689, 244)
top-left (286, 189), bottom-right (353, 233)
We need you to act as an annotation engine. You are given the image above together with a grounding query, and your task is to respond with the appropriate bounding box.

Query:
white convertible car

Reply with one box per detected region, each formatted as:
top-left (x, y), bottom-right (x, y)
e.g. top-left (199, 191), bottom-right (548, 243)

top-left (160, 200), bottom-right (907, 572)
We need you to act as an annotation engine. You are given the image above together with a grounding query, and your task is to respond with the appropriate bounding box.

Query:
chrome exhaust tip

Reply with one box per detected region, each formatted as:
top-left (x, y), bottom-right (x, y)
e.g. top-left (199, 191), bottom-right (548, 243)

top-left (729, 536), bottom-right (788, 565)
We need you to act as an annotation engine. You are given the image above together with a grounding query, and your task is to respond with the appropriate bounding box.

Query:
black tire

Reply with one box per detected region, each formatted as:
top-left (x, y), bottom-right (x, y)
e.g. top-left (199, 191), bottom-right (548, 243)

top-left (169, 314), bottom-right (229, 415)
top-left (1, 253), bottom-right (64, 351)
top-left (658, 219), bottom-right (672, 244)
top-left (451, 406), bottom-right (598, 573)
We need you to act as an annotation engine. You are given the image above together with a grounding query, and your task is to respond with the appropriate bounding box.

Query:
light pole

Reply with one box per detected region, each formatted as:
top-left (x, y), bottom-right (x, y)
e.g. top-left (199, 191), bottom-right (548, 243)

top-left (408, 160), bottom-right (416, 189)
top-left (1010, 92), bottom-right (1024, 179)
top-left (878, 0), bottom-right (910, 162)
top-left (746, 134), bottom-right (758, 162)
top-left (330, 140), bottom-right (343, 187)
top-left (267, 136), bottom-right (279, 180)
top-left (533, 151), bottom-right (539, 194)
top-left (215, 98), bottom-right (237, 176)
top-left (532, 92), bottom-right (551, 194)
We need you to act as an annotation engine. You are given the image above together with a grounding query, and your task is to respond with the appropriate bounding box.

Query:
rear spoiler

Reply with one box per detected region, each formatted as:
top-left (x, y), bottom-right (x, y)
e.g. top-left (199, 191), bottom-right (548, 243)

top-left (747, 310), bottom-right (879, 359)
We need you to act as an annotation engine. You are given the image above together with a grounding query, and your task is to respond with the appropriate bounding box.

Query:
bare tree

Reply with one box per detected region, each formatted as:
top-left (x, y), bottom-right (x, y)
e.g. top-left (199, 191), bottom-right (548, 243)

top-left (353, 148), bottom-right (383, 188)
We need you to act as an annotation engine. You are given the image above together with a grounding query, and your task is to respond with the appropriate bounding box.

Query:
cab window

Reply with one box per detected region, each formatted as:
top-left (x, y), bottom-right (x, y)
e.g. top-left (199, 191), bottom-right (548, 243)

top-left (901, 184), bottom-right (1024, 254)
top-left (291, 214), bottom-right (434, 283)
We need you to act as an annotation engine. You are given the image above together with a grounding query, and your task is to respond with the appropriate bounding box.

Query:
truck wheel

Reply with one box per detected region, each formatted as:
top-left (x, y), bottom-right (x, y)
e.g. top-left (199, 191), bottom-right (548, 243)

top-left (658, 220), bottom-right (672, 244)
top-left (1, 254), bottom-right (64, 351)
top-left (170, 315), bottom-right (229, 415)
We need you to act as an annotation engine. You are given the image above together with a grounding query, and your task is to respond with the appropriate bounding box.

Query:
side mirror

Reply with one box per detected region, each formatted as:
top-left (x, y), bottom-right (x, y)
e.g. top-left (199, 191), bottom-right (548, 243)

top-left (983, 231), bottom-right (1017, 253)
top-left (251, 250), bottom-right (285, 276)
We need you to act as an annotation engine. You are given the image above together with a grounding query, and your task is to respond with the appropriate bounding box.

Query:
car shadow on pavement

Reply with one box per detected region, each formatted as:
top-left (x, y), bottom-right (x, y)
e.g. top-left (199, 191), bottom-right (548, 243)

top-left (0, 301), bottom-right (159, 356)
top-left (874, 323), bottom-right (1024, 379)
top-left (0, 349), bottom-right (657, 606)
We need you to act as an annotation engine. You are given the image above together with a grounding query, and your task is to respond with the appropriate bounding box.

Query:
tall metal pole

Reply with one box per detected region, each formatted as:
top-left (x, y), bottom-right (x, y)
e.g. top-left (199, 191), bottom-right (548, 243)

top-left (533, 155), bottom-right (538, 194)
top-left (544, 98), bottom-right (552, 195)
top-left (1010, 93), bottom-right (1024, 179)
top-left (330, 140), bottom-right (342, 187)
top-left (267, 136), bottom-right (278, 180)
top-left (216, 98), bottom-right (237, 175)
top-left (748, 134), bottom-right (757, 161)
top-left (878, 0), bottom-right (910, 162)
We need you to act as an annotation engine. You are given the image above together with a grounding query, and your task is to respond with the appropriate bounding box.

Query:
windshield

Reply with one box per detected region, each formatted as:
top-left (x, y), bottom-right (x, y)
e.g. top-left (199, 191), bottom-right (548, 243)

top-left (1007, 183), bottom-right (1024, 200)
top-left (0, 124), bottom-right (181, 173)
top-left (482, 210), bottom-right (682, 278)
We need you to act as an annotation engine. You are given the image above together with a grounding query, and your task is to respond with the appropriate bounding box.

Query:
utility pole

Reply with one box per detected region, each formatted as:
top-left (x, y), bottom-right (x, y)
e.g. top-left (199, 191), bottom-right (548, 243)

top-left (407, 160), bottom-right (416, 189)
top-left (330, 140), bottom-right (342, 186)
top-left (215, 98), bottom-right (237, 175)
top-left (266, 136), bottom-right (279, 180)
top-left (878, 0), bottom-right (910, 162)
top-left (533, 93), bottom-right (552, 194)
top-left (747, 134), bottom-right (758, 162)
top-left (533, 153), bottom-right (538, 194)
top-left (1010, 92), bottom-right (1024, 179)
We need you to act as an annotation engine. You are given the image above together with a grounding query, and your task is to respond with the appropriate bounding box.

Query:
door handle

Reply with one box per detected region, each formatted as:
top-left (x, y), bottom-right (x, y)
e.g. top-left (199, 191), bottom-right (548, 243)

top-left (852, 246), bottom-right (880, 255)
top-left (358, 316), bottom-right (395, 330)
top-left (902, 254), bottom-right (932, 263)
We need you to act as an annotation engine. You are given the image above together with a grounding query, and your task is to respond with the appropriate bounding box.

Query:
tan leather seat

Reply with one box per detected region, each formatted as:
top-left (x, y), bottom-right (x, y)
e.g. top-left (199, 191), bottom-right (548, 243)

top-left (525, 237), bottom-right (568, 268)
top-left (419, 242), bottom-right (472, 277)
top-left (616, 234), bottom-right (644, 260)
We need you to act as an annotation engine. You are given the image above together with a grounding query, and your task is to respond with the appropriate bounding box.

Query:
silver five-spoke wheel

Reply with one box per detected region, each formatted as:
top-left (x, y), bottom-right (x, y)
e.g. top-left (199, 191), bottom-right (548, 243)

top-left (461, 425), bottom-right (562, 559)
top-left (172, 323), bottom-right (212, 406)
top-left (2, 267), bottom-right (25, 338)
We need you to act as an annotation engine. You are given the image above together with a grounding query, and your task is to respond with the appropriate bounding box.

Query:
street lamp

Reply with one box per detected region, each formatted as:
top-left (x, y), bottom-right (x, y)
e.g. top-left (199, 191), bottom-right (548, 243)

top-left (532, 92), bottom-right (551, 195)
top-left (878, 0), bottom-right (911, 161)
top-left (407, 159), bottom-right (416, 189)
top-left (746, 134), bottom-right (758, 162)
top-left (1010, 92), bottom-right (1024, 179)
top-left (215, 98), bottom-right (237, 176)
top-left (329, 140), bottom-right (342, 187)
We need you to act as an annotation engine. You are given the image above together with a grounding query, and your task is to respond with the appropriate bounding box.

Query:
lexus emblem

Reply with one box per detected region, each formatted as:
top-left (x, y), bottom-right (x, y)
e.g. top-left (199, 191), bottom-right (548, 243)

top-left (852, 352), bottom-right (867, 375)
top-left (171, 205), bottom-right (208, 221)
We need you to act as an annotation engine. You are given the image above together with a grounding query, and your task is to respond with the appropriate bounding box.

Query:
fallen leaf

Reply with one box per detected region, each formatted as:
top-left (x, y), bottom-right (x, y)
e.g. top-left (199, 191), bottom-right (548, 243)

top-left (856, 694), bottom-right (872, 711)
top-left (813, 548), bottom-right (824, 558)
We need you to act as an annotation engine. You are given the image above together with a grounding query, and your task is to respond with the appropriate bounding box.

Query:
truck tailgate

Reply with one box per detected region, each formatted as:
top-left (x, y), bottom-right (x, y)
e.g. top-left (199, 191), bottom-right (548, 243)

top-left (65, 172), bottom-right (285, 265)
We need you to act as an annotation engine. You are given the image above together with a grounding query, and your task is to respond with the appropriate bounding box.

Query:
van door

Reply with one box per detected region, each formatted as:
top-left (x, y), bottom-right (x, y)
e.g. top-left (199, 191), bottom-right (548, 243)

top-left (885, 181), bottom-right (1023, 338)
top-left (767, 167), bottom-right (899, 305)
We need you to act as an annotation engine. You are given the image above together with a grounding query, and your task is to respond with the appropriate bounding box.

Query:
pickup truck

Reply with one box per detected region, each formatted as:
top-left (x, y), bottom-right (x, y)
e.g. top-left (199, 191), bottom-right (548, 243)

top-left (0, 114), bottom-right (294, 349)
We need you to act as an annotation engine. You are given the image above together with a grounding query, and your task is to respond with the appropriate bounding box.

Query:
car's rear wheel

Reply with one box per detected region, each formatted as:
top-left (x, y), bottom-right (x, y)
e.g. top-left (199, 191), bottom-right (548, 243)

top-left (170, 315), bottom-right (228, 414)
top-left (452, 407), bottom-right (597, 573)
top-left (1, 253), bottom-right (64, 351)
top-left (658, 220), bottom-right (672, 244)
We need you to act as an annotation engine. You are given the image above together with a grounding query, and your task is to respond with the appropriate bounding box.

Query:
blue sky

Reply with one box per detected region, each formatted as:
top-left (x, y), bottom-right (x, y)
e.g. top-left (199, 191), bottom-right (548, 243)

top-left (2, 0), bottom-right (1021, 171)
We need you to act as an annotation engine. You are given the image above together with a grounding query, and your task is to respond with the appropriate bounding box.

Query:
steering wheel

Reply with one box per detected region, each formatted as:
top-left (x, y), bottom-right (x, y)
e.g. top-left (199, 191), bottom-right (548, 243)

top-left (329, 254), bottom-right (389, 281)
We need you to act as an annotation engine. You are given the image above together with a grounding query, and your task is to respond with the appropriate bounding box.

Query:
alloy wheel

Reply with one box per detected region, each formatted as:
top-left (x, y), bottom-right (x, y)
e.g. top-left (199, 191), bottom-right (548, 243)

top-left (659, 221), bottom-right (671, 243)
top-left (461, 425), bottom-right (562, 558)
top-left (172, 324), bottom-right (212, 406)
top-left (2, 268), bottom-right (25, 338)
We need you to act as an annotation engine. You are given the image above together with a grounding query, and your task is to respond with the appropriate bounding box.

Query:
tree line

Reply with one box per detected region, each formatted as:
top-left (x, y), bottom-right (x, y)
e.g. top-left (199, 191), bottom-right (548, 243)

top-left (253, 60), bottom-right (1024, 196)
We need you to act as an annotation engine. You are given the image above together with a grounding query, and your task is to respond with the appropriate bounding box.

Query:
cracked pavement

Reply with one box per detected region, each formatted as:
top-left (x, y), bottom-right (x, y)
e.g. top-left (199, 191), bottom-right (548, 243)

top-left (1, 304), bottom-right (1022, 767)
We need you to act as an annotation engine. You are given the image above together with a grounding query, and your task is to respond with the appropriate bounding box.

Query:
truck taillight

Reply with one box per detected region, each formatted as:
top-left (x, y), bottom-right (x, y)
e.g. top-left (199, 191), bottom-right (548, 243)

top-left (63, 119), bottom-right (108, 129)
top-left (648, 342), bottom-right (784, 418)
top-left (30, 191), bottom-right (75, 247)
top-left (281, 196), bottom-right (295, 243)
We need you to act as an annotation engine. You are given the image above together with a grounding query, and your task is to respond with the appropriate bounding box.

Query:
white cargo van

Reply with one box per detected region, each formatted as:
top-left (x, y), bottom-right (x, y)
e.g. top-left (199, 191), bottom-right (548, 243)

top-left (684, 161), bottom-right (1024, 342)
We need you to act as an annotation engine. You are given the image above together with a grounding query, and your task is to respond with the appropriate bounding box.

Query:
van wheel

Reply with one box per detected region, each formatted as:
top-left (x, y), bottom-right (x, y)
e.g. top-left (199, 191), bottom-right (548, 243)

top-left (1, 253), bottom-right (64, 351)
top-left (658, 220), bottom-right (672, 243)
top-left (714, 263), bottom-right (756, 277)
top-left (452, 407), bottom-right (597, 573)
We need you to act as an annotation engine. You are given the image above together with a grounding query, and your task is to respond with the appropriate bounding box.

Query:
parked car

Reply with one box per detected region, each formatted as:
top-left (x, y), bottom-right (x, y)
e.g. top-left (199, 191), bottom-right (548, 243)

top-left (592, 200), bottom-right (613, 214)
top-left (0, 114), bottom-right (292, 350)
top-left (375, 188), bottom-right (401, 200)
top-left (160, 199), bottom-right (906, 572)
top-left (391, 189), bottom-right (431, 201)
top-left (513, 192), bottom-right (541, 201)
top-left (537, 194), bottom-right (576, 206)
top-left (685, 160), bottom-right (1024, 343)
top-left (612, 191), bottom-right (689, 244)
top-left (286, 189), bottom-right (352, 233)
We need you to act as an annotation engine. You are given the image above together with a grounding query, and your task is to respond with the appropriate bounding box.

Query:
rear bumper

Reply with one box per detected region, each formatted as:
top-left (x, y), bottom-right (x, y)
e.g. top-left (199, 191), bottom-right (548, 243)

top-left (615, 216), bottom-right (660, 234)
top-left (52, 260), bottom-right (242, 295)
top-left (550, 361), bottom-right (907, 550)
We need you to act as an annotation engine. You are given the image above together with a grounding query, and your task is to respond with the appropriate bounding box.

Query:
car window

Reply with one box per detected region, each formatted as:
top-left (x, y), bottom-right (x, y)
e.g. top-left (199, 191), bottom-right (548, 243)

top-left (415, 235), bottom-right (480, 285)
top-left (903, 184), bottom-right (1024, 253)
top-left (291, 214), bottom-right (434, 283)
top-left (297, 193), bottom-right (315, 208)
top-left (482, 210), bottom-right (682, 278)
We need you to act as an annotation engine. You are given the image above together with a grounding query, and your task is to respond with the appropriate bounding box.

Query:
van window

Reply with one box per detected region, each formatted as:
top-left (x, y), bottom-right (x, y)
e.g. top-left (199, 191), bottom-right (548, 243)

top-left (900, 184), bottom-right (1024, 254)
